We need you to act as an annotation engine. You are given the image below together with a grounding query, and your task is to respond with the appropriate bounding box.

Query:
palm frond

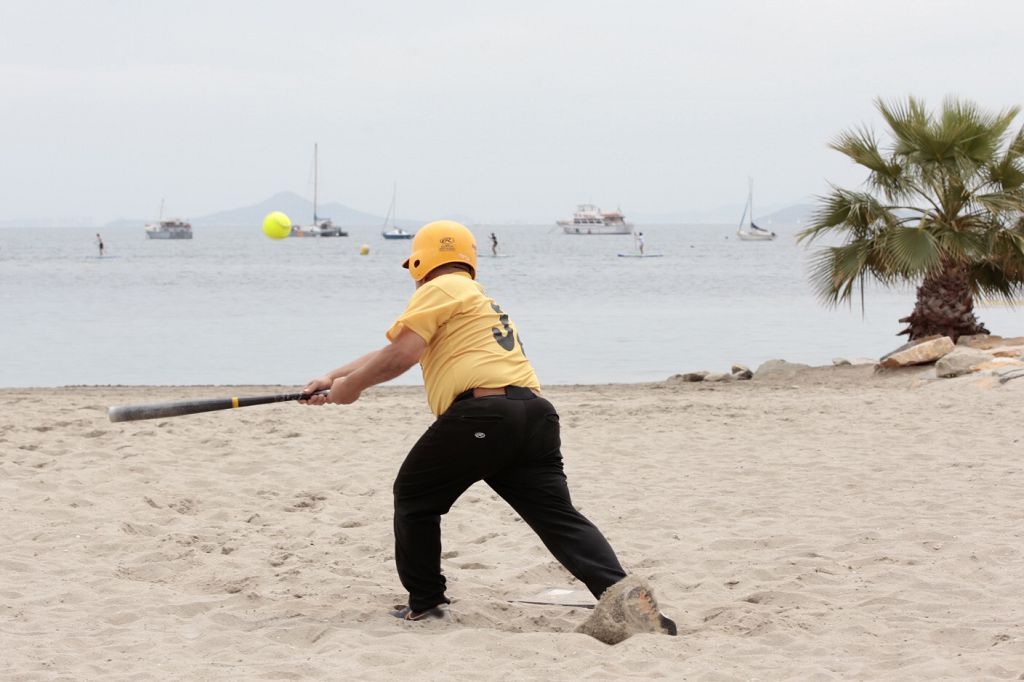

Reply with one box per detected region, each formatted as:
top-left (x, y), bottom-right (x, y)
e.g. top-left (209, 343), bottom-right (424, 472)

top-left (806, 240), bottom-right (875, 306)
top-left (1008, 125), bottom-right (1024, 159)
top-left (939, 97), bottom-right (1018, 165)
top-left (829, 127), bottom-right (906, 197)
top-left (929, 221), bottom-right (988, 261)
top-left (829, 126), bottom-right (885, 168)
top-left (796, 188), bottom-right (901, 244)
top-left (877, 96), bottom-right (930, 158)
top-left (877, 226), bottom-right (941, 276)
top-left (880, 97), bottom-right (1019, 173)
top-left (982, 228), bottom-right (1024, 276)
top-left (971, 261), bottom-right (1024, 303)
top-left (975, 190), bottom-right (1024, 215)
top-left (987, 130), bottom-right (1024, 190)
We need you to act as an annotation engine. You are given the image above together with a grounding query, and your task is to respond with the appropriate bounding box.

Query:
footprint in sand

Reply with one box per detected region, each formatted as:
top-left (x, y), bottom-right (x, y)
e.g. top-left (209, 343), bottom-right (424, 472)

top-left (268, 552), bottom-right (293, 567)
top-left (169, 498), bottom-right (198, 515)
top-left (286, 492), bottom-right (326, 512)
top-left (458, 562), bottom-right (491, 570)
top-left (471, 532), bottom-right (500, 544)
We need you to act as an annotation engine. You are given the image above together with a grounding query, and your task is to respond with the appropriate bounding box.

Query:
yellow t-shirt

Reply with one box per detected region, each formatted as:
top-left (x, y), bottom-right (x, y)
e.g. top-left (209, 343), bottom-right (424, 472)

top-left (386, 271), bottom-right (540, 415)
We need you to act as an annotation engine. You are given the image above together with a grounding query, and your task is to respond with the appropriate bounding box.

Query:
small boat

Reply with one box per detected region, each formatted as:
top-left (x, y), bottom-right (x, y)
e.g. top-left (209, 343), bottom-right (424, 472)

top-left (558, 204), bottom-right (633, 235)
top-left (145, 200), bottom-right (193, 239)
top-left (382, 227), bottom-right (412, 240)
top-left (736, 179), bottom-right (776, 241)
top-left (294, 143), bottom-right (348, 237)
top-left (306, 218), bottom-right (347, 238)
top-left (381, 182), bottom-right (412, 239)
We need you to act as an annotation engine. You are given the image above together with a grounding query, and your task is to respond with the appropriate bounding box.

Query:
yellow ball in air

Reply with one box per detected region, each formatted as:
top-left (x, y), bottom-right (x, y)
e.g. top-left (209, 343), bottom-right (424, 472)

top-left (360, 244), bottom-right (370, 255)
top-left (262, 211), bottom-right (291, 240)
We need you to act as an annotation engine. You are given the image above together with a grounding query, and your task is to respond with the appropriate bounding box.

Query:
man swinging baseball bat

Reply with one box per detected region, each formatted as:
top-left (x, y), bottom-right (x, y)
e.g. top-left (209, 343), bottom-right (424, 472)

top-left (301, 220), bottom-right (677, 636)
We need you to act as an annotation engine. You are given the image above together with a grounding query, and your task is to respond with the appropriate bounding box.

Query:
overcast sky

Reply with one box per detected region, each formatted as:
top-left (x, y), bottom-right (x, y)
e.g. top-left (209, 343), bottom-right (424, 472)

top-left (2, 0), bottom-right (1022, 224)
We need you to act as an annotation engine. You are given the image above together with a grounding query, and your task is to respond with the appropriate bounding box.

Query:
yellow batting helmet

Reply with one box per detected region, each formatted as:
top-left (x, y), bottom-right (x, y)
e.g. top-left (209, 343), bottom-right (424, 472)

top-left (403, 220), bottom-right (477, 281)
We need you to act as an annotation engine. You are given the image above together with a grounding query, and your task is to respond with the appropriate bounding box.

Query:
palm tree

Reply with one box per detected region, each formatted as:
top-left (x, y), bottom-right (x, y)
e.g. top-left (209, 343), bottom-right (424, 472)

top-left (797, 96), bottom-right (1024, 342)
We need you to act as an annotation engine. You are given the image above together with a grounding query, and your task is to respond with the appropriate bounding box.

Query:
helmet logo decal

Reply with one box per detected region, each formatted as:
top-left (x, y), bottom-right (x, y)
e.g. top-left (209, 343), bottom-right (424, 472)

top-left (439, 237), bottom-right (455, 252)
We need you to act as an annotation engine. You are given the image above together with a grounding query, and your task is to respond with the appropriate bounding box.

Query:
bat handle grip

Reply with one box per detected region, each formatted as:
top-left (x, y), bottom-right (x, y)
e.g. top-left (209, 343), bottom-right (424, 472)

top-left (298, 389), bottom-right (330, 401)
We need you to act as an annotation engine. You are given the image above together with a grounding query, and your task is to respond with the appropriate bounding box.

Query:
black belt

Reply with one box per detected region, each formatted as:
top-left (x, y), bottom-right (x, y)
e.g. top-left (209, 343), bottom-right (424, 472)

top-left (453, 385), bottom-right (537, 403)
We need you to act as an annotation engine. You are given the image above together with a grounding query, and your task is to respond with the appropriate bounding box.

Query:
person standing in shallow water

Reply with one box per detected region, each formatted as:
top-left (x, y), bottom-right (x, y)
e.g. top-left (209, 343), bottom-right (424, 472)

top-left (489, 231), bottom-right (498, 256)
top-left (300, 220), bottom-right (676, 635)
top-left (95, 233), bottom-right (104, 257)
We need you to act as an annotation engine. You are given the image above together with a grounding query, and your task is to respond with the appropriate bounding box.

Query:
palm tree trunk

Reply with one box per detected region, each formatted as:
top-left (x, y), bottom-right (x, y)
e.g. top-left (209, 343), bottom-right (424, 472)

top-left (898, 262), bottom-right (988, 341)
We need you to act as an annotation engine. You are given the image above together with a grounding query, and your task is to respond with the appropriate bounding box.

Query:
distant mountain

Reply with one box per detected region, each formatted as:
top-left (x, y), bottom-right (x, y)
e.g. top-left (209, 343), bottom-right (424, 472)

top-left (630, 201), bottom-right (816, 226)
top-left (191, 191), bottom-right (421, 228)
top-left (754, 203), bottom-right (816, 228)
top-left (96, 191), bottom-right (422, 230)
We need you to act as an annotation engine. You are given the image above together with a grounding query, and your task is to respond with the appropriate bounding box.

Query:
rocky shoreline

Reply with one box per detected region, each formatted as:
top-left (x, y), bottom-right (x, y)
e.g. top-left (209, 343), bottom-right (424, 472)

top-left (668, 333), bottom-right (1024, 386)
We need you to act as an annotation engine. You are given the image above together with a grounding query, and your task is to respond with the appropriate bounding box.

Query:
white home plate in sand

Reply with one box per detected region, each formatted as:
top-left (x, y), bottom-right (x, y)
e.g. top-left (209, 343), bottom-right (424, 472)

top-left (514, 586), bottom-right (595, 608)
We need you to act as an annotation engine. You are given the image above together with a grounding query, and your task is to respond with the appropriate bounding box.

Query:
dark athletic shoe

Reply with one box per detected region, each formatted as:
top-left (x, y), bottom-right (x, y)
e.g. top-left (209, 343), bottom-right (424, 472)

top-left (658, 612), bottom-right (678, 636)
top-left (622, 584), bottom-right (677, 637)
top-left (576, 577), bottom-right (678, 644)
top-left (390, 604), bottom-right (452, 622)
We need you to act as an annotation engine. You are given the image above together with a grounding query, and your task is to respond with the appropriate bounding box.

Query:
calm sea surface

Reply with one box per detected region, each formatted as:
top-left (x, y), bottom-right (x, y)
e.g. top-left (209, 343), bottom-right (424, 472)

top-left (2, 223), bottom-right (1021, 388)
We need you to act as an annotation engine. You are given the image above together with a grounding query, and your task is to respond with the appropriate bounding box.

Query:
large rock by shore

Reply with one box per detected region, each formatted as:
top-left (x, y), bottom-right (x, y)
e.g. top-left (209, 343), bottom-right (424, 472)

top-left (752, 359), bottom-right (812, 380)
top-left (935, 346), bottom-right (992, 378)
top-left (876, 334), bottom-right (1024, 381)
top-left (878, 336), bottom-right (955, 368)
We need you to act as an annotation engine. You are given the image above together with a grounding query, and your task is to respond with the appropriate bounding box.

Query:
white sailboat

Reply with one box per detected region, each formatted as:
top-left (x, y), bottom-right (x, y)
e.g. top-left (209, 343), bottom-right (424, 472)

top-left (295, 143), bottom-right (347, 237)
top-left (381, 182), bottom-right (412, 239)
top-left (736, 179), bottom-right (776, 241)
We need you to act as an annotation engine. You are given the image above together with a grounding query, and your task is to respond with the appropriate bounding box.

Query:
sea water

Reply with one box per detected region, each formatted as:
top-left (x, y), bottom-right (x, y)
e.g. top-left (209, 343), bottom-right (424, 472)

top-left (1, 224), bottom-right (1020, 388)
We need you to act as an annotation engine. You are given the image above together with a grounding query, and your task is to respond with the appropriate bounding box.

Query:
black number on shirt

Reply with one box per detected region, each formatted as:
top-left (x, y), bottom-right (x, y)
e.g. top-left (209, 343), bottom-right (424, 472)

top-left (490, 302), bottom-right (516, 351)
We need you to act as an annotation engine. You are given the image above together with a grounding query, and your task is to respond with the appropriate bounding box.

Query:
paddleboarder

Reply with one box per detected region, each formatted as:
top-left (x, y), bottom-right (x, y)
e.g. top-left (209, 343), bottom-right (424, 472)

top-left (301, 220), bottom-right (676, 634)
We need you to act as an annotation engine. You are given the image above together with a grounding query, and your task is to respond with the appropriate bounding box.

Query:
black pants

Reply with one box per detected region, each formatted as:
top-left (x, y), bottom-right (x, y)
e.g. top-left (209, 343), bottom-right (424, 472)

top-left (393, 388), bottom-right (628, 612)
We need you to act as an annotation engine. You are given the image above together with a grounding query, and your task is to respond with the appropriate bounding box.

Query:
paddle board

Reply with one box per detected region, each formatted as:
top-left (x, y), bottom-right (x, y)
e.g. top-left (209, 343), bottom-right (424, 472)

top-left (617, 253), bottom-right (663, 258)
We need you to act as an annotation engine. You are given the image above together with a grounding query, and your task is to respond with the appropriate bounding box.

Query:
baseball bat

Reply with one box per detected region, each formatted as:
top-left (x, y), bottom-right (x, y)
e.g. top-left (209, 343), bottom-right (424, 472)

top-left (107, 390), bottom-right (329, 423)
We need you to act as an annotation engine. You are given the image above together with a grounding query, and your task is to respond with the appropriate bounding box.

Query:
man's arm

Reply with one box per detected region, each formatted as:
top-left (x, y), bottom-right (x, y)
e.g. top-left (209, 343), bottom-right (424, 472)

top-left (302, 329), bottom-right (426, 405)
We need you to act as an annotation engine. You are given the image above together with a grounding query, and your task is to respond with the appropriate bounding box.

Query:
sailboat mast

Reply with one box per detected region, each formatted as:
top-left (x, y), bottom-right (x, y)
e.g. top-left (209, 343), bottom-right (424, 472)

top-left (313, 143), bottom-right (318, 223)
top-left (748, 177), bottom-right (753, 228)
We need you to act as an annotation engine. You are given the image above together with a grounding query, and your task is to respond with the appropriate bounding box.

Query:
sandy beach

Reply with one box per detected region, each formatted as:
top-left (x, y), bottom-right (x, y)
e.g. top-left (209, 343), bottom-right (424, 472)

top-left (3, 366), bottom-right (1024, 680)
